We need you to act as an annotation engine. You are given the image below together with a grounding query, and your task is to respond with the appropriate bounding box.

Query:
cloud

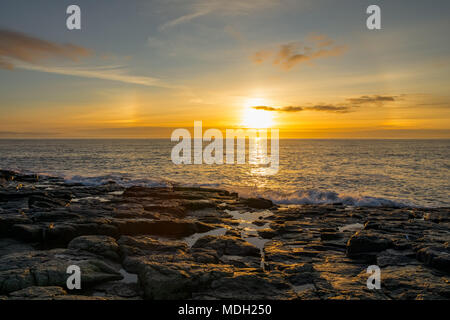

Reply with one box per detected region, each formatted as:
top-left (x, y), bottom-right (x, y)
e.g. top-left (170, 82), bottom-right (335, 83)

top-left (0, 29), bottom-right (91, 69)
top-left (346, 95), bottom-right (398, 104)
top-left (252, 34), bottom-right (346, 70)
top-left (15, 63), bottom-right (175, 88)
top-left (252, 94), bottom-right (402, 114)
top-left (305, 105), bottom-right (351, 113)
top-left (0, 29), bottom-right (175, 88)
top-left (160, 0), bottom-right (278, 30)
top-left (253, 105), bottom-right (351, 113)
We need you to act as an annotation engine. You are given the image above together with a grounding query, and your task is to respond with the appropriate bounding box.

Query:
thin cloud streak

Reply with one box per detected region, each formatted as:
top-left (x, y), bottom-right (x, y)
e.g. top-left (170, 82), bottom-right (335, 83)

top-left (15, 63), bottom-right (175, 88)
top-left (160, 0), bottom-right (279, 30)
top-left (346, 95), bottom-right (398, 104)
top-left (253, 105), bottom-right (352, 113)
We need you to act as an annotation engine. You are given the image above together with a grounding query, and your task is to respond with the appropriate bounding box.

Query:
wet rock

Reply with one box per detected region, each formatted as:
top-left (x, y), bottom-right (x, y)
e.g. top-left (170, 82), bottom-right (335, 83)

top-left (197, 272), bottom-right (297, 300)
top-left (118, 235), bottom-right (187, 257)
top-left (0, 249), bottom-right (122, 294)
top-left (28, 195), bottom-right (67, 209)
top-left (8, 286), bottom-right (67, 300)
top-left (115, 218), bottom-right (215, 238)
top-left (192, 235), bottom-right (260, 257)
top-left (321, 232), bottom-right (343, 241)
top-left (416, 245), bottom-right (450, 273)
top-left (190, 248), bottom-right (220, 264)
top-left (0, 215), bottom-right (32, 236)
top-left (376, 249), bottom-right (418, 267)
top-left (143, 204), bottom-right (185, 217)
top-left (90, 282), bottom-right (142, 299)
top-left (258, 228), bottom-right (277, 239)
top-left (182, 199), bottom-right (216, 210)
top-left (381, 265), bottom-right (450, 299)
top-left (219, 255), bottom-right (261, 268)
top-left (244, 198), bottom-right (274, 209)
top-left (137, 262), bottom-right (234, 299)
top-left (0, 239), bottom-right (34, 257)
top-left (346, 230), bottom-right (394, 257)
top-left (68, 235), bottom-right (120, 261)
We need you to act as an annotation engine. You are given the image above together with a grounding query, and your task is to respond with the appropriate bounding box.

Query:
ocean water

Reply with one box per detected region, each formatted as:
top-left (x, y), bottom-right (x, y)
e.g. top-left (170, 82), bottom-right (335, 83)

top-left (0, 139), bottom-right (449, 208)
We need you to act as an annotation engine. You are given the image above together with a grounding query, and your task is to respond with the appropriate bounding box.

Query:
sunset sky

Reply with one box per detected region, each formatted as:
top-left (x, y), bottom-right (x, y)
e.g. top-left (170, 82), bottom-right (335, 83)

top-left (0, 0), bottom-right (449, 138)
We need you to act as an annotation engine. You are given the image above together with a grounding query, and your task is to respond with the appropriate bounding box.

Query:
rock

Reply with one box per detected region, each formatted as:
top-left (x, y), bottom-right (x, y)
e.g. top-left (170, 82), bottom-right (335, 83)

top-left (376, 249), bottom-right (418, 267)
top-left (416, 245), bottom-right (450, 273)
top-left (8, 286), bottom-right (67, 299)
top-left (118, 235), bottom-right (187, 257)
top-left (244, 198), bottom-right (274, 209)
top-left (12, 221), bottom-right (119, 245)
top-left (182, 200), bottom-right (216, 210)
top-left (381, 265), bottom-right (450, 299)
top-left (219, 255), bottom-right (261, 268)
top-left (0, 239), bottom-right (34, 257)
top-left (1, 171), bottom-right (449, 300)
top-left (28, 195), bottom-right (67, 209)
top-left (0, 215), bottom-right (32, 236)
top-left (192, 235), bottom-right (260, 257)
top-left (115, 218), bottom-right (215, 237)
top-left (0, 249), bottom-right (122, 294)
top-left (321, 232), bottom-right (343, 241)
top-left (346, 230), bottom-right (394, 257)
top-left (68, 235), bottom-right (120, 261)
top-left (197, 272), bottom-right (297, 300)
top-left (143, 204), bottom-right (185, 217)
top-left (137, 262), bottom-right (234, 299)
top-left (258, 228), bottom-right (277, 239)
top-left (90, 282), bottom-right (141, 299)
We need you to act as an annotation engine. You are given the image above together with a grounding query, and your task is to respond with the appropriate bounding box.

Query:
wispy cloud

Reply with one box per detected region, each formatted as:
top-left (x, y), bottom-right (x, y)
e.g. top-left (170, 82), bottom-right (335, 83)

top-left (160, 0), bottom-right (278, 30)
top-left (346, 95), bottom-right (398, 104)
top-left (0, 29), bottom-right (174, 88)
top-left (252, 34), bottom-right (347, 70)
top-left (253, 105), bottom-right (352, 113)
top-left (252, 94), bottom-right (401, 114)
top-left (15, 63), bottom-right (174, 88)
top-left (0, 29), bottom-right (91, 69)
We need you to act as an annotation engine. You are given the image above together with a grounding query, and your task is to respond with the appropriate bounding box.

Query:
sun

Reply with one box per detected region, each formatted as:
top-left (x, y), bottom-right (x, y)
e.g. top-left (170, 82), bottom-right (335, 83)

top-left (242, 98), bottom-right (274, 129)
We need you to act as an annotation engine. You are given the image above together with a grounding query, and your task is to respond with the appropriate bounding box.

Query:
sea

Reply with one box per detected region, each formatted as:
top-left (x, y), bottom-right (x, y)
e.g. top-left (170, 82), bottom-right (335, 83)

top-left (0, 139), bottom-right (449, 208)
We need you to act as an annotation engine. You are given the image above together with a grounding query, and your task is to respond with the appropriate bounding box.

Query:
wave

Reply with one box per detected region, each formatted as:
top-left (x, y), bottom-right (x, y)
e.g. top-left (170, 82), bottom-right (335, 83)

top-left (227, 187), bottom-right (413, 208)
top-left (67, 175), bottom-right (413, 208)
top-left (0, 168), bottom-right (420, 208)
top-left (64, 174), bottom-right (172, 188)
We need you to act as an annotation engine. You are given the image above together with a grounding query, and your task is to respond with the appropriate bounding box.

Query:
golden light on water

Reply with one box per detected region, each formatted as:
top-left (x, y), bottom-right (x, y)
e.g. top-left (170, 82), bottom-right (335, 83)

top-left (242, 98), bottom-right (274, 129)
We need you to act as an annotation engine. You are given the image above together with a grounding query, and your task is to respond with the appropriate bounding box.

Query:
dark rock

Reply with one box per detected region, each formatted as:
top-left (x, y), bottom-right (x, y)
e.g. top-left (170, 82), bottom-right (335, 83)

top-left (416, 245), bottom-right (450, 273)
top-left (8, 286), bottom-right (67, 299)
top-left (182, 200), bottom-right (216, 210)
top-left (258, 228), bottom-right (277, 239)
top-left (320, 232), bottom-right (343, 241)
top-left (118, 235), bottom-right (187, 257)
top-left (115, 218), bottom-right (215, 237)
top-left (192, 235), bottom-right (260, 257)
top-left (0, 239), bottom-right (34, 257)
top-left (68, 235), bottom-right (120, 261)
top-left (346, 230), bottom-right (394, 257)
top-left (0, 249), bottom-right (122, 294)
top-left (198, 272), bottom-right (297, 300)
top-left (28, 195), bottom-right (68, 209)
top-left (244, 198), bottom-right (274, 209)
top-left (137, 262), bottom-right (234, 299)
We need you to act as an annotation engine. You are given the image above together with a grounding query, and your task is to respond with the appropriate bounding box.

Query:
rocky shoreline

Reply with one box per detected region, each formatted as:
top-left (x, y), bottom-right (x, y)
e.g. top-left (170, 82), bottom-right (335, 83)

top-left (0, 169), bottom-right (449, 300)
